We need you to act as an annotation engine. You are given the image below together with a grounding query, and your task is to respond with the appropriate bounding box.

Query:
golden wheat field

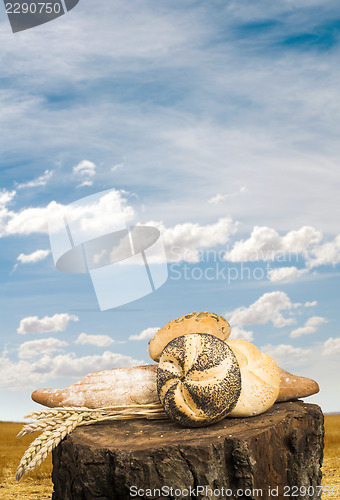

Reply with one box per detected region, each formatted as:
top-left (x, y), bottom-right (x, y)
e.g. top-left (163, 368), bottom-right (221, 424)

top-left (0, 415), bottom-right (339, 499)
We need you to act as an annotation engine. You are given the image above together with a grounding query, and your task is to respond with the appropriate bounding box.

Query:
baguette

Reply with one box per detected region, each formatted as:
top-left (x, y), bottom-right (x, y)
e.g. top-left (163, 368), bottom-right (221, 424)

top-left (31, 365), bottom-right (158, 408)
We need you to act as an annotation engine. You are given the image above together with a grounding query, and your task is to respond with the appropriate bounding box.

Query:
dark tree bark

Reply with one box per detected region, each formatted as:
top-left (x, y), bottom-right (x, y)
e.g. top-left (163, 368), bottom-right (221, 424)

top-left (52, 401), bottom-right (324, 500)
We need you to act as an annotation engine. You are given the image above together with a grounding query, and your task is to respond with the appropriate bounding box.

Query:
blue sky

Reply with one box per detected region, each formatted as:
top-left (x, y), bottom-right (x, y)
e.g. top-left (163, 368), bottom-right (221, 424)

top-left (1, 0), bottom-right (340, 420)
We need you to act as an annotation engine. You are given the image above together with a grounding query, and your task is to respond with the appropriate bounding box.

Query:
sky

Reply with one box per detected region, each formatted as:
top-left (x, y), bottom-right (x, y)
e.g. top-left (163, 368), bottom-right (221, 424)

top-left (0, 0), bottom-right (339, 421)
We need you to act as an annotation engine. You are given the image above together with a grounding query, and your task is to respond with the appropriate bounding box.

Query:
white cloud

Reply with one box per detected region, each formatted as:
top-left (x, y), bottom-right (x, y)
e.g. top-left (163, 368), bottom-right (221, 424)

top-left (77, 180), bottom-right (94, 188)
top-left (0, 350), bottom-right (144, 390)
top-left (58, 190), bottom-right (134, 238)
top-left (111, 163), bottom-right (124, 172)
top-left (152, 217), bottom-right (237, 263)
top-left (75, 333), bottom-right (114, 347)
top-left (268, 266), bottom-right (308, 283)
top-left (16, 169), bottom-right (53, 189)
top-left (208, 186), bottom-right (247, 204)
top-left (48, 351), bottom-right (145, 377)
top-left (261, 343), bottom-right (310, 367)
top-left (208, 194), bottom-right (226, 205)
top-left (225, 225), bottom-right (322, 262)
top-left (305, 301), bottom-right (317, 307)
top-left (1, 199), bottom-right (66, 237)
top-left (18, 338), bottom-right (68, 359)
top-left (73, 160), bottom-right (96, 177)
top-left (227, 291), bottom-right (297, 328)
top-left (17, 249), bottom-right (50, 264)
top-left (306, 234), bottom-right (340, 268)
top-left (290, 316), bottom-right (328, 338)
top-left (0, 190), bottom-right (134, 238)
top-left (129, 327), bottom-right (159, 341)
top-left (229, 326), bottom-right (254, 341)
top-left (322, 337), bottom-right (340, 356)
top-left (17, 313), bottom-right (79, 334)
top-left (73, 160), bottom-right (96, 187)
top-left (0, 189), bottom-right (16, 206)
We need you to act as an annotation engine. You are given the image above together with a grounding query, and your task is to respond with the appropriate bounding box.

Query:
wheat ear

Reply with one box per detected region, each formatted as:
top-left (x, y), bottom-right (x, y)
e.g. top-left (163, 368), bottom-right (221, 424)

top-left (16, 403), bottom-right (167, 481)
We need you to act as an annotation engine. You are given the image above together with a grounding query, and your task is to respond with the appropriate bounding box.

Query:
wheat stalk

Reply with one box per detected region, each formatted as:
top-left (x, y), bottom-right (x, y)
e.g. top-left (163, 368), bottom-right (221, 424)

top-left (16, 403), bottom-right (167, 481)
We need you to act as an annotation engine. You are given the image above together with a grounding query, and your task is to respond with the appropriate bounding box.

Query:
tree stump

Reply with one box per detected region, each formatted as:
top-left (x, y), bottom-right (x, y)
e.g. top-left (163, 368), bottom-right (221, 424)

top-left (52, 401), bottom-right (324, 500)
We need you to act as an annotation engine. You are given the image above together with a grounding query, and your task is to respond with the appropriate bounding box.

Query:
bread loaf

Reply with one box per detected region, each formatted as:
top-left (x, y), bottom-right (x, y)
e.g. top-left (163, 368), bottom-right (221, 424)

top-left (148, 311), bottom-right (231, 362)
top-left (31, 351), bottom-right (319, 414)
top-left (277, 368), bottom-right (319, 402)
top-left (157, 333), bottom-right (241, 427)
top-left (227, 339), bottom-right (280, 417)
top-left (31, 365), bottom-right (158, 408)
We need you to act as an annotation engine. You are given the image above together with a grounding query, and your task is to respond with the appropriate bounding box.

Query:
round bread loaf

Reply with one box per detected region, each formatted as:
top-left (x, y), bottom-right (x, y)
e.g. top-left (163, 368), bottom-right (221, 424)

top-left (157, 333), bottom-right (241, 427)
top-left (149, 311), bottom-right (231, 362)
top-left (227, 339), bottom-right (280, 417)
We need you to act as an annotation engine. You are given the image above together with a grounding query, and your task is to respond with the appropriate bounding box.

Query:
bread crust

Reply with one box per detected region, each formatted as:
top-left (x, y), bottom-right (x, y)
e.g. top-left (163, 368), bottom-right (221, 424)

top-left (277, 368), bottom-right (319, 402)
top-left (31, 365), bottom-right (158, 408)
top-left (30, 352), bottom-right (319, 414)
top-left (227, 339), bottom-right (280, 417)
top-left (148, 312), bottom-right (231, 362)
top-left (157, 333), bottom-right (241, 427)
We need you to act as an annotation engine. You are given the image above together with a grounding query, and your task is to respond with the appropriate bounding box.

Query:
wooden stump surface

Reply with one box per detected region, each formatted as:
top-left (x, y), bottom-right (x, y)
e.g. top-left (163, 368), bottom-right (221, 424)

top-left (52, 401), bottom-right (324, 500)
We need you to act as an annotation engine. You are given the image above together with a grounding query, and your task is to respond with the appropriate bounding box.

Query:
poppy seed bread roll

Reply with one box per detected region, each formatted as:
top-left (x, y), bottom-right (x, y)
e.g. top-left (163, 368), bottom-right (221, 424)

top-left (157, 333), bottom-right (241, 427)
top-left (149, 312), bottom-right (231, 362)
top-left (227, 339), bottom-right (280, 417)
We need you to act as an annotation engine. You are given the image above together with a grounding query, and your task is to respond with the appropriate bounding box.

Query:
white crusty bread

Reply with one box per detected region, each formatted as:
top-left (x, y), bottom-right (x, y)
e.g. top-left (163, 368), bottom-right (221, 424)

top-left (31, 365), bottom-right (158, 408)
top-left (157, 333), bottom-right (241, 427)
top-left (226, 339), bottom-right (280, 417)
top-left (31, 351), bottom-right (319, 414)
top-left (148, 311), bottom-right (231, 362)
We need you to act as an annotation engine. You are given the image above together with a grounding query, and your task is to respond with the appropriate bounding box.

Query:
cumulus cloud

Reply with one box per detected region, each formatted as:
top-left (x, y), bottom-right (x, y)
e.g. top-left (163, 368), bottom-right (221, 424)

top-left (129, 327), bottom-right (159, 341)
top-left (75, 333), bottom-right (114, 347)
top-left (227, 291), bottom-right (297, 328)
top-left (73, 160), bottom-right (96, 187)
top-left (208, 186), bottom-right (247, 204)
top-left (290, 316), bottom-right (328, 338)
top-left (323, 337), bottom-right (340, 356)
top-left (151, 217), bottom-right (236, 263)
top-left (305, 301), bottom-right (317, 307)
top-left (0, 350), bottom-right (144, 390)
top-left (16, 170), bottom-right (53, 189)
top-left (224, 225), bottom-right (322, 262)
top-left (0, 190), bottom-right (134, 238)
top-left (229, 326), bottom-right (254, 341)
top-left (1, 199), bottom-right (66, 237)
top-left (17, 249), bottom-right (51, 264)
top-left (0, 189), bottom-right (16, 206)
top-left (268, 266), bottom-right (308, 283)
top-left (18, 338), bottom-right (68, 359)
top-left (306, 234), bottom-right (340, 268)
top-left (261, 343), bottom-right (310, 367)
top-left (17, 313), bottom-right (79, 334)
